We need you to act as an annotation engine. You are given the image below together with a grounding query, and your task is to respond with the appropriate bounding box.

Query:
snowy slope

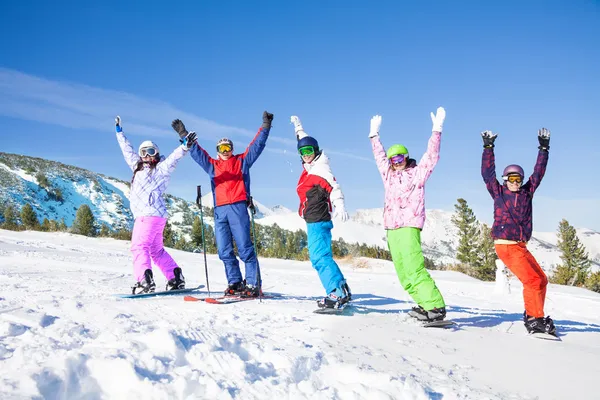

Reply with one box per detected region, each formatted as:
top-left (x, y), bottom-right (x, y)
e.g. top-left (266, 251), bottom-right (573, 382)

top-left (1, 229), bottom-right (599, 399)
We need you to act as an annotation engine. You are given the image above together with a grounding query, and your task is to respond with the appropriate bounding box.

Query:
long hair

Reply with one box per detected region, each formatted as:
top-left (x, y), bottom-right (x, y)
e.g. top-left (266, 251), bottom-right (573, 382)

top-left (131, 158), bottom-right (158, 185)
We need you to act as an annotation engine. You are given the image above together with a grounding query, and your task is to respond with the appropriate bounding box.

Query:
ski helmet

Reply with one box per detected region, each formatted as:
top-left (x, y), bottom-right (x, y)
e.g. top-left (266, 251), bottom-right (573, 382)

top-left (216, 137), bottom-right (233, 153)
top-left (297, 136), bottom-right (320, 155)
top-left (138, 140), bottom-right (160, 157)
top-left (386, 144), bottom-right (409, 159)
top-left (502, 164), bottom-right (524, 178)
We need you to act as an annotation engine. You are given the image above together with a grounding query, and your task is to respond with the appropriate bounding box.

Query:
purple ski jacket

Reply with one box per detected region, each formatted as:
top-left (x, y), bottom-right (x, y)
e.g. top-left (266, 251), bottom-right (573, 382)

top-left (481, 148), bottom-right (548, 242)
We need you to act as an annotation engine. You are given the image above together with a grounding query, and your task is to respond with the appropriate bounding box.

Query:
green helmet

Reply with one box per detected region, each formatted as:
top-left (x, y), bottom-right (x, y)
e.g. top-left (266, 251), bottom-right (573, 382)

top-left (386, 144), bottom-right (409, 159)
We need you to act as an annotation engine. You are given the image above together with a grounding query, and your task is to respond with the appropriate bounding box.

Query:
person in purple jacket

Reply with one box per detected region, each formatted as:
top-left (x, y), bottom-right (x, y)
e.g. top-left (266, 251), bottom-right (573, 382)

top-left (115, 116), bottom-right (196, 294)
top-left (481, 128), bottom-right (556, 336)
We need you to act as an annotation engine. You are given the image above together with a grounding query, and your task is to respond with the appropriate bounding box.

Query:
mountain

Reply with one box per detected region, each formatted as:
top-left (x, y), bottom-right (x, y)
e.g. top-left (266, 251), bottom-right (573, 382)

top-left (1, 152), bottom-right (599, 272)
top-left (1, 229), bottom-right (599, 399)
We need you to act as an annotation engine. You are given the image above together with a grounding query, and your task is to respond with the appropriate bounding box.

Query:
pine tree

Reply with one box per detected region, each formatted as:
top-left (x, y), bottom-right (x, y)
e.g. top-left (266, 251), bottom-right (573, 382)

top-left (552, 219), bottom-right (591, 286)
top-left (72, 204), bottom-right (97, 237)
top-left (20, 203), bottom-right (39, 230)
top-left (99, 224), bottom-right (111, 237)
top-left (41, 218), bottom-right (51, 232)
top-left (2, 204), bottom-right (19, 230)
top-left (475, 223), bottom-right (497, 281)
top-left (585, 271), bottom-right (600, 293)
top-left (163, 221), bottom-right (176, 248)
top-left (451, 198), bottom-right (480, 269)
top-left (36, 172), bottom-right (49, 189)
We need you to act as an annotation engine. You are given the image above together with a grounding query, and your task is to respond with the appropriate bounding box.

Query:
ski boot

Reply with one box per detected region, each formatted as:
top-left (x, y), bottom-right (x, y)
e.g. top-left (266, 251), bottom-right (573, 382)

top-left (409, 305), bottom-right (446, 322)
top-left (317, 284), bottom-right (351, 309)
top-left (224, 281), bottom-right (245, 296)
top-left (166, 267), bottom-right (185, 291)
top-left (131, 269), bottom-right (156, 295)
top-left (240, 284), bottom-right (262, 298)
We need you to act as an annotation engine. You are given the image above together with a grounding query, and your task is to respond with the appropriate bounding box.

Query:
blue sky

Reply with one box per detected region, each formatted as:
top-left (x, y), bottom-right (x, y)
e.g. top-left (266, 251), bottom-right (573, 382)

top-left (1, 0), bottom-right (599, 232)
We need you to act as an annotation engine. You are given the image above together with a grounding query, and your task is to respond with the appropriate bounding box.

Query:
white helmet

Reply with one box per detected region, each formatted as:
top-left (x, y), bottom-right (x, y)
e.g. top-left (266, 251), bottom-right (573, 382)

top-left (216, 137), bottom-right (233, 153)
top-left (138, 140), bottom-right (160, 157)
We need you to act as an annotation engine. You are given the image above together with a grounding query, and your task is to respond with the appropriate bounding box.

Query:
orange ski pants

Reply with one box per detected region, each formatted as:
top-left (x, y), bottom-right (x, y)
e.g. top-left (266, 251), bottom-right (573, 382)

top-left (495, 242), bottom-right (548, 318)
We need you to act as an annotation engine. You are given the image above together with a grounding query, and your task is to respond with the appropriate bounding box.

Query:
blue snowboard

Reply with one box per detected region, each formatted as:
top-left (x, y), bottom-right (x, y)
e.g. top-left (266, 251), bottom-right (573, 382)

top-left (115, 284), bottom-right (205, 299)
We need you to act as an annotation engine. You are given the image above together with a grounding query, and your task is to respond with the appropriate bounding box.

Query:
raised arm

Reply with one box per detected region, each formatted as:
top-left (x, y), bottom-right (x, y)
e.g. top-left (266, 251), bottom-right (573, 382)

top-left (413, 107), bottom-right (445, 185)
top-left (481, 130), bottom-right (501, 198)
top-left (368, 115), bottom-right (391, 179)
top-left (525, 128), bottom-right (550, 193)
top-left (242, 111), bottom-right (273, 169)
top-left (156, 132), bottom-right (197, 175)
top-left (171, 119), bottom-right (215, 176)
top-left (114, 116), bottom-right (141, 171)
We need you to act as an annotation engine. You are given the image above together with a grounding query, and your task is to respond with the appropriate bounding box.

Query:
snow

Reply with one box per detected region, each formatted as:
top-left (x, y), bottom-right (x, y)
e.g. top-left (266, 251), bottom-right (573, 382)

top-left (0, 164), bottom-right (38, 185)
top-left (1, 229), bottom-right (599, 399)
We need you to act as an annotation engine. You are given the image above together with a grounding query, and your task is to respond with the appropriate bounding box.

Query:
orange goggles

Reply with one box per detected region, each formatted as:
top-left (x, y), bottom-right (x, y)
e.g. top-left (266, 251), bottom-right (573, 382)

top-left (505, 175), bottom-right (523, 184)
top-left (217, 144), bottom-right (232, 153)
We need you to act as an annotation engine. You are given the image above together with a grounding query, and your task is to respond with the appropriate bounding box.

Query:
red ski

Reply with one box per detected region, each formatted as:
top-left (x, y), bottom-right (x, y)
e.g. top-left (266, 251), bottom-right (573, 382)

top-left (184, 293), bottom-right (280, 304)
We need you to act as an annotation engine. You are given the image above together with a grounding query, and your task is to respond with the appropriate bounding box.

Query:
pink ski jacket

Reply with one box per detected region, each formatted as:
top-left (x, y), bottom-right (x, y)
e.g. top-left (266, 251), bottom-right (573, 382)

top-left (371, 132), bottom-right (441, 230)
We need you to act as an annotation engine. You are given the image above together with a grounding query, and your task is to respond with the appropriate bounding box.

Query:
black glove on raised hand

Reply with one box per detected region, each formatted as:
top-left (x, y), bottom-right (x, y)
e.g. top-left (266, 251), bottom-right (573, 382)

top-left (481, 130), bottom-right (498, 148)
top-left (182, 131), bottom-right (197, 149)
top-left (171, 119), bottom-right (189, 139)
top-left (262, 111), bottom-right (274, 129)
top-left (538, 128), bottom-right (550, 151)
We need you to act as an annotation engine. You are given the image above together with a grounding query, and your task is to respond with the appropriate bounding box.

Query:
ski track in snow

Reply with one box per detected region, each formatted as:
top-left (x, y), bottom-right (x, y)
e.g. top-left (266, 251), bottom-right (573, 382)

top-left (1, 230), bottom-right (600, 399)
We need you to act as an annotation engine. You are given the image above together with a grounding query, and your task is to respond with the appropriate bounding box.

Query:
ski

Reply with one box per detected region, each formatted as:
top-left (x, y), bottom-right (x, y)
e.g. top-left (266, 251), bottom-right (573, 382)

top-left (184, 293), bottom-right (281, 304)
top-left (115, 284), bottom-right (204, 299)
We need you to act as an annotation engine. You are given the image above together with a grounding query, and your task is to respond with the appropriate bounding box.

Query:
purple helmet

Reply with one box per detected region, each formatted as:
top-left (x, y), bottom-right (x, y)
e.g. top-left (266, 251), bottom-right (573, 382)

top-left (502, 164), bottom-right (524, 178)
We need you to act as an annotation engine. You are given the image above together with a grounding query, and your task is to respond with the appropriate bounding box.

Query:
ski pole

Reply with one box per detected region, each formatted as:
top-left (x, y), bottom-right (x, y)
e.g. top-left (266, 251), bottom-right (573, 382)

top-left (248, 196), bottom-right (262, 301)
top-left (196, 185), bottom-right (211, 296)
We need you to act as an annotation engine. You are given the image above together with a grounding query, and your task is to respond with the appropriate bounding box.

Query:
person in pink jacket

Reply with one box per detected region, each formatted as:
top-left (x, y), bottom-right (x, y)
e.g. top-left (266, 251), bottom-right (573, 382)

top-left (369, 108), bottom-right (447, 321)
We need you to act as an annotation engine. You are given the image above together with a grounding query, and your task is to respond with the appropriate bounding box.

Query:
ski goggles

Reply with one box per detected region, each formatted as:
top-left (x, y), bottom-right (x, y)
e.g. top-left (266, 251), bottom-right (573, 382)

top-left (140, 147), bottom-right (158, 157)
top-left (504, 175), bottom-right (523, 184)
top-left (298, 146), bottom-right (315, 156)
top-left (390, 154), bottom-right (406, 165)
top-left (217, 143), bottom-right (232, 153)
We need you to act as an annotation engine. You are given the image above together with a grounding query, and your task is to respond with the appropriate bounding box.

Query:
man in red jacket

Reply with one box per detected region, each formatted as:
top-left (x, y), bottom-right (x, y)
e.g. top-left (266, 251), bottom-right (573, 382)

top-left (481, 127), bottom-right (555, 336)
top-left (172, 112), bottom-right (273, 297)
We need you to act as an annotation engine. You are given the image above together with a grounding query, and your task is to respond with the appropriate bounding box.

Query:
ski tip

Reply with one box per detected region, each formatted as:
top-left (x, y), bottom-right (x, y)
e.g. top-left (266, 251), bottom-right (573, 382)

top-left (184, 295), bottom-right (204, 302)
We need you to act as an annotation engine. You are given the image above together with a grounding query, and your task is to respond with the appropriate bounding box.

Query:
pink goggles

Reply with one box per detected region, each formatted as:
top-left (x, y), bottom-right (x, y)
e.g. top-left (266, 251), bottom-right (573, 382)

top-left (390, 154), bottom-right (406, 165)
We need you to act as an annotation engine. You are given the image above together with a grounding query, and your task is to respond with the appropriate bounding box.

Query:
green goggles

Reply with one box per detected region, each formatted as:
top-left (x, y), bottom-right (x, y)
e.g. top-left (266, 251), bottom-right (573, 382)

top-left (298, 146), bottom-right (315, 156)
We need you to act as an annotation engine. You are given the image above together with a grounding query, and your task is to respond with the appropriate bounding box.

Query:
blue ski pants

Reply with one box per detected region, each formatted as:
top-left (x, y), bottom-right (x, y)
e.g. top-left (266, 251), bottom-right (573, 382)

top-left (307, 221), bottom-right (345, 295)
top-left (214, 201), bottom-right (260, 286)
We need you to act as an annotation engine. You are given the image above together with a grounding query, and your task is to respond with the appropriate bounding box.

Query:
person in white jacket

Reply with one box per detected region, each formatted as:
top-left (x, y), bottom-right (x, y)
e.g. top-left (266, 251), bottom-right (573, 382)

top-left (115, 116), bottom-right (196, 294)
top-left (291, 115), bottom-right (351, 309)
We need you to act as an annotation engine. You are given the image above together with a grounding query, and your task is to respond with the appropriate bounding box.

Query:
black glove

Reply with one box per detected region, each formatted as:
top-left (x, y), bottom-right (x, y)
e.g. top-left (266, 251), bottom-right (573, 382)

top-left (182, 131), bottom-right (197, 149)
top-left (262, 111), bottom-right (274, 129)
top-left (481, 130), bottom-right (497, 149)
top-left (171, 119), bottom-right (189, 139)
top-left (538, 128), bottom-right (550, 151)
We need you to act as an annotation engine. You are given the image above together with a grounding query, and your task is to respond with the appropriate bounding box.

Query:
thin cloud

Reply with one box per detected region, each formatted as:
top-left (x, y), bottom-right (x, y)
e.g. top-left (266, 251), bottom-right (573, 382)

top-left (0, 67), bottom-right (370, 162)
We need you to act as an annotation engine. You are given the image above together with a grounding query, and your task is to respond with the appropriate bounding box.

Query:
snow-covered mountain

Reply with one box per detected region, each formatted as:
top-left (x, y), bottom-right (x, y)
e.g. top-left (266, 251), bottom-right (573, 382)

top-left (1, 229), bottom-right (599, 399)
top-left (1, 152), bottom-right (599, 272)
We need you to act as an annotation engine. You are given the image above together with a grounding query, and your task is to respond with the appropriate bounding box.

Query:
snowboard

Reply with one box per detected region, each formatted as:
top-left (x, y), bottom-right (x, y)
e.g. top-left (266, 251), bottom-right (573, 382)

top-left (422, 320), bottom-right (456, 328)
top-left (529, 332), bottom-right (561, 341)
top-left (115, 284), bottom-right (204, 299)
top-left (184, 293), bottom-right (281, 304)
top-left (313, 303), bottom-right (351, 314)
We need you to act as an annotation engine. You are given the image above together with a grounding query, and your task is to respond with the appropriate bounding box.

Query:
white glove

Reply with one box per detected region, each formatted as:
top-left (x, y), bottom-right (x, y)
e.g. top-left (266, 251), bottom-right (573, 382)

top-left (430, 107), bottom-right (446, 133)
top-left (369, 115), bottom-right (382, 138)
top-left (290, 115), bottom-right (308, 139)
top-left (333, 203), bottom-right (349, 222)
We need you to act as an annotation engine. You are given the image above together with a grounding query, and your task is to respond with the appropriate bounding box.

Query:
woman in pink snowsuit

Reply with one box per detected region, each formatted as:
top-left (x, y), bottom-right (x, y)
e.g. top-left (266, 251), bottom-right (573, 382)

top-left (369, 108), bottom-right (447, 322)
top-left (115, 116), bottom-right (196, 294)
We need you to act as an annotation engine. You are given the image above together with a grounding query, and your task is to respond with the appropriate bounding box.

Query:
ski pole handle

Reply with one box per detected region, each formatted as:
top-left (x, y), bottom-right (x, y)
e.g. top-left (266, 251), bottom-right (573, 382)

top-left (196, 185), bottom-right (202, 207)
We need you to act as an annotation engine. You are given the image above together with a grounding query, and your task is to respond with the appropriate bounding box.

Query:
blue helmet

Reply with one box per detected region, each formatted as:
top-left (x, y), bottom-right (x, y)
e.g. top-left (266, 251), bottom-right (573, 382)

top-left (297, 136), bottom-right (320, 154)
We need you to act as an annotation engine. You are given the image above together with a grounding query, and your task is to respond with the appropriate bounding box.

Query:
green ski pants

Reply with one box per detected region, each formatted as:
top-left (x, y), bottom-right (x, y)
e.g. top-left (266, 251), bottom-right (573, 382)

top-left (387, 227), bottom-right (445, 310)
